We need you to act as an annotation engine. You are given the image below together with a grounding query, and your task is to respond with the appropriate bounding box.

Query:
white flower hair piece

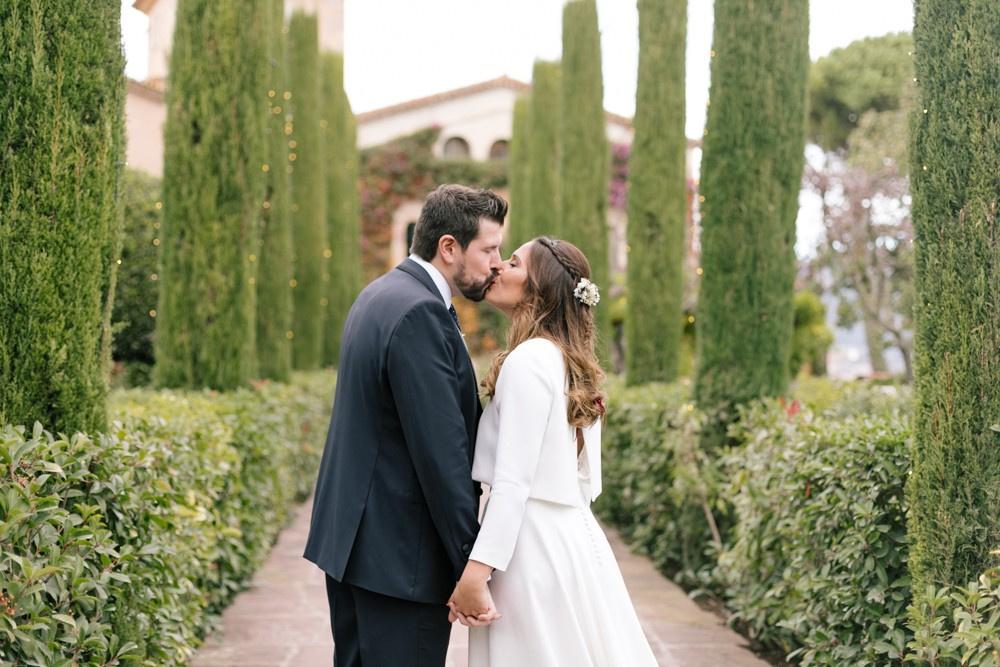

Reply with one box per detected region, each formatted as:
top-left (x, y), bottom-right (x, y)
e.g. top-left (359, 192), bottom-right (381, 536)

top-left (573, 278), bottom-right (601, 307)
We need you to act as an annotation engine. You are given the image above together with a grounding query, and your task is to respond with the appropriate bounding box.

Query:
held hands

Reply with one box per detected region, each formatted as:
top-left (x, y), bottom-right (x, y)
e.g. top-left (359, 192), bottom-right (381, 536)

top-left (447, 560), bottom-right (501, 627)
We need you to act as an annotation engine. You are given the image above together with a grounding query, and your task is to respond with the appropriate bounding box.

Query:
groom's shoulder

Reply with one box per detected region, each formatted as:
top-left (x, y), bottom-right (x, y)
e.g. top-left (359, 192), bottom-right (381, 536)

top-left (356, 267), bottom-right (441, 322)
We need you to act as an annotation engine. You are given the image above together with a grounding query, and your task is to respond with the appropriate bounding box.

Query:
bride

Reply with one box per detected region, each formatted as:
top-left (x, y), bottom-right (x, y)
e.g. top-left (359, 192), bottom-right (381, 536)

top-left (449, 236), bottom-right (657, 666)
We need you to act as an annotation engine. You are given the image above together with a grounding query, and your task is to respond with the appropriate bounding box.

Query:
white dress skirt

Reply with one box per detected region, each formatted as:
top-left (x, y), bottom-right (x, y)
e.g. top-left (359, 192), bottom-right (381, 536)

top-left (466, 338), bottom-right (657, 666)
top-left (467, 485), bottom-right (658, 666)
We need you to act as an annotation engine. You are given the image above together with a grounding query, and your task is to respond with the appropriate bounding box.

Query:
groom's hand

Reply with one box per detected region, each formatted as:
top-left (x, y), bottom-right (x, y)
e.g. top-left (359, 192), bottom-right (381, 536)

top-left (448, 560), bottom-right (501, 626)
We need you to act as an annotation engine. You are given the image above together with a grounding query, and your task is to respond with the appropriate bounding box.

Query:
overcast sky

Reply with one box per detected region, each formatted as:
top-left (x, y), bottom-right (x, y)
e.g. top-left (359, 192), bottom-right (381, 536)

top-left (122, 0), bottom-right (913, 139)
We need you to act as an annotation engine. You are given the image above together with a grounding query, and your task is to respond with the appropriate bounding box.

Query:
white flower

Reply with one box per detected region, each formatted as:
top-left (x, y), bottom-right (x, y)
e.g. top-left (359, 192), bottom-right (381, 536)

top-left (573, 278), bottom-right (600, 307)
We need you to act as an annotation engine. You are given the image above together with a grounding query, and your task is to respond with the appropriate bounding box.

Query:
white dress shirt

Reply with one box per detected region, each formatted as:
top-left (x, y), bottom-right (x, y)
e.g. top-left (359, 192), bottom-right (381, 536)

top-left (408, 253), bottom-right (452, 305)
top-left (470, 337), bottom-right (602, 572)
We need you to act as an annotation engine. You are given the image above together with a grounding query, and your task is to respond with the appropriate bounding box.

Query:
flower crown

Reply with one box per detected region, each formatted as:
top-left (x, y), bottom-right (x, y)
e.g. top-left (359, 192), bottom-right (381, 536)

top-left (573, 278), bottom-right (601, 307)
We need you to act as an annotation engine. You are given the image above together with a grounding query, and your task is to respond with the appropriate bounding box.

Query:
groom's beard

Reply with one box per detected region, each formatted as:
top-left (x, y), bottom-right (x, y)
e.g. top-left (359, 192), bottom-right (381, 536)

top-left (454, 265), bottom-right (496, 302)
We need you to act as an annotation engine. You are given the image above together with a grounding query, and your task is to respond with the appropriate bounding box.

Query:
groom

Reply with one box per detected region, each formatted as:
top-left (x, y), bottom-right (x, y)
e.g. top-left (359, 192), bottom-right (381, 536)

top-left (304, 184), bottom-right (507, 665)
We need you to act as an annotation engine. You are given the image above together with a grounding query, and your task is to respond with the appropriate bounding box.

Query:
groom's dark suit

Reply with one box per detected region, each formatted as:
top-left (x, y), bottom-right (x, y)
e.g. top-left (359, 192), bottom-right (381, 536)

top-left (304, 258), bottom-right (481, 665)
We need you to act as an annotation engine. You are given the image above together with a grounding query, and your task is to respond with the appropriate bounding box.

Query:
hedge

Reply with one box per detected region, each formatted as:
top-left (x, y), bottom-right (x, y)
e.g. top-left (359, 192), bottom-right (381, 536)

top-left (594, 378), bottom-right (957, 665)
top-left (0, 372), bottom-right (333, 666)
top-left (0, 0), bottom-right (125, 434)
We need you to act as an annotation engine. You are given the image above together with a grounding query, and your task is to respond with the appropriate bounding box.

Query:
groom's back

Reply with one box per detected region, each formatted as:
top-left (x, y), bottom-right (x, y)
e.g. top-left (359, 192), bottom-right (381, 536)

top-left (303, 261), bottom-right (481, 605)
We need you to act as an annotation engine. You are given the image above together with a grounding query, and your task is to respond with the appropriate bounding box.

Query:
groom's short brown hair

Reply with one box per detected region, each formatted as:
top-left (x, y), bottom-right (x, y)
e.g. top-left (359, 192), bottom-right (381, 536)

top-left (410, 184), bottom-right (507, 261)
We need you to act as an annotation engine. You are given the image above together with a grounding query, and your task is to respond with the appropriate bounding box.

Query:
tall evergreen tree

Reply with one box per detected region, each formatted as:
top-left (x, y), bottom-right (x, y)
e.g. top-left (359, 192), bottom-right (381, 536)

top-left (694, 0), bottom-right (809, 432)
top-left (320, 51), bottom-right (362, 367)
top-left (507, 94), bottom-right (533, 251)
top-left (906, 0), bottom-right (1000, 598)
top-left (0, 1), bottom-right (125, 433)
top-left (287, 12), bottom-right (327, 370)
top-left (527, 60), bottom-right (562, 242)
top-left (559, 0), bottom-right (610, 358)
top-left (626, 0), bottom-right (687, 385)
top-left (155, 1), bottom-right (268, 390)
top-left (257, 0), bottom-right (294, 381)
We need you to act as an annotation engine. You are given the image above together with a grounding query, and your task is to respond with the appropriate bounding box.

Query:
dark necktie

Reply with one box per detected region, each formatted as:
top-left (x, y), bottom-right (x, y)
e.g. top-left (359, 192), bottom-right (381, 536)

top-left (448, 304), bottom-right (462, 333)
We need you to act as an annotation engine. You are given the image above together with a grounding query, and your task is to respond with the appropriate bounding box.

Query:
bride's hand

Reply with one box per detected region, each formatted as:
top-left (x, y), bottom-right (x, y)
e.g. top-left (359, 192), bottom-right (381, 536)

top-left (448, 560), bottom-right (501, 626)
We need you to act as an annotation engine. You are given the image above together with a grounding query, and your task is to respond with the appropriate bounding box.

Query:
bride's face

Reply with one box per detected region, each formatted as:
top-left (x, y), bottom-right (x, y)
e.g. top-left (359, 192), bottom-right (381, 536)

top-left (484, 241), bottom-right (532, 314)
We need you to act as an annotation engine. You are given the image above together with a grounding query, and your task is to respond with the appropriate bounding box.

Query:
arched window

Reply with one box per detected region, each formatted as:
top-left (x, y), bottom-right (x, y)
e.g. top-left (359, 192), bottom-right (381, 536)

top-left (443, 136), bottom-right (471, 158)
top-left (406, 222), bottom-right (417, 252)
top-left (489, 140), bottom-right (509, 160)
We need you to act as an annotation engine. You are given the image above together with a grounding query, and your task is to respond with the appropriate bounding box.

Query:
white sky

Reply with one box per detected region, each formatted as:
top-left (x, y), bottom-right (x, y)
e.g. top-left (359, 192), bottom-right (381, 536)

top-left (122, 0), bottom-right (914, 139)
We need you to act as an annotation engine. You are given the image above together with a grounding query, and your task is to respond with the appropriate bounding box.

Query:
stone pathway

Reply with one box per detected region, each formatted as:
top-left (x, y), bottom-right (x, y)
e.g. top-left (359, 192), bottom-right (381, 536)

top-left (192, 496), bottom-right (769, 667)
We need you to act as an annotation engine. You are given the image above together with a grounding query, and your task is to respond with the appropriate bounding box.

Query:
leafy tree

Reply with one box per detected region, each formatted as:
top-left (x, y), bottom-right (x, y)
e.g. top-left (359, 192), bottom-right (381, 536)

top-left (906, 0), bottom-right (1000, 605)
top-left (287, 12), bottom-right (327, 370)
top-left (626, 0), bottom-right (687, 384)
top-left (526, 60), bottom-right (561, 242)
top-left (559, 0), bottom-right (610, 358)
top-left (320, 51), bottom-right (362, 367)
top-left (694, 0), bottom-right (809, 442)
top-left (809, 33), bottom-right (914, 151)
top-left (507, 94), bottom-right (533, 251)
top-left (155, 0), bottom-right (269, 389)
top-left (0, 1), bottom-right (125, 432)
top-left (257, 0), bottom-right (294, 381)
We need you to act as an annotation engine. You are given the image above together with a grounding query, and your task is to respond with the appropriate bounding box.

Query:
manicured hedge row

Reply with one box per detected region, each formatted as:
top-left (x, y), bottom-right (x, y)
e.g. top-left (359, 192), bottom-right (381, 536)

top-left (596, 378), bottom-right (963, 665)
top-left (0, 372), bottom-right (333, 666)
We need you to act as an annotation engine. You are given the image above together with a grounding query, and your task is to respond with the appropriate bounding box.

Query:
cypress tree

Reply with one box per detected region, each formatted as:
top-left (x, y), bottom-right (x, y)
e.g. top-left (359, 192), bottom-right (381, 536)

top-left (257, 0), bottom-right (294, 381)
top-left (626, 0), bottom-right (687, 385)
top-left (155, 0), bottom-right (268, 390)
top-left (0, 1), bottom-right (125, 433)
top-left (906, 0), bottom-right (1000, 596)
top-left (527, 60), bottom-right (562, 243)
top-left (320, 51), bottom-right (362, 367)
top-left (694, 0), bottom-right (809, 429)
top-left (507, 94), bottom-right (533, 251)
top-left (287, 12), bottom-right (327, 370)
top-left (559, 0), bottom-right (610, 358)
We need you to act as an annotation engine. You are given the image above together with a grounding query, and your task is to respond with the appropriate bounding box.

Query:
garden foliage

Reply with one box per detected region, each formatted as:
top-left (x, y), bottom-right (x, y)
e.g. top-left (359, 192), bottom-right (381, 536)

top-left (694, 0), bottom-right (809, 436)
top-left (0, 1), bottom-right (125, 434)
top-left (0, 372), bottom-right (333, 666)
top-left (626, 0), bottom-right (687, 385)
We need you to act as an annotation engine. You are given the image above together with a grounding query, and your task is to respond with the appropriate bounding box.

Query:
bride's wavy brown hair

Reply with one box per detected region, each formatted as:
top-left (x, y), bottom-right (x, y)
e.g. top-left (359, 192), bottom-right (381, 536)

top-left (481, 237), bottom-right (606, 428)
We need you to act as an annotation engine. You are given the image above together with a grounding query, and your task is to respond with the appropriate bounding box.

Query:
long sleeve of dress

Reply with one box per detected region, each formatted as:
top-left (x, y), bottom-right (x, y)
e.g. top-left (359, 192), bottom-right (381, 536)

top-left (469, 346), bottom-right (554, 571)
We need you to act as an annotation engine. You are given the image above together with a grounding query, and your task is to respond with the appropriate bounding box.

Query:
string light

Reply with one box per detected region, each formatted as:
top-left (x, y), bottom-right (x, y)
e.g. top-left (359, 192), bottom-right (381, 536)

top-left (150, 273), bottom-right (158, 281)
top-left (149, 309), bottom-right (157, 318)
top-left (696, 267), bottom-right (704, 276)
top-left (289, 279), bottom-right (298, 287)
top-left (289, 140), bottom-right (297, 149)
top-left (248, 277), bottom-right (256, 285)
top-left (687, 315), bottom-right (695, 323)
top-left (286, 330), bottom-right (294, 339)
top-left (283, 91), bottom-right (292, 100)
top-left (323, 248), bottom-right (333, 258)
top-left (698, 195), bottom-right (706, 203)
top-left (262, 164), bottom-right (270, 172)
top-left (152, 238), bottom-right (160, 246)
top-left (155, 201), bottom-right (163, 210)
top-left (248, 254), bottom-right (257, 262)
top-left (262, 201), bottom-right (271, 210)
top-left (268, 90), bottom-right (276, 98)
top-left (288, 153), bottom-right (297, 162)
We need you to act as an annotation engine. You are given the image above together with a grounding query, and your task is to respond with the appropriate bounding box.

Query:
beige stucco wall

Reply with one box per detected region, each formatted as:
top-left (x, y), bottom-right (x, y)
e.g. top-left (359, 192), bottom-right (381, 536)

top-left (358, 87), bottom-right (635, 160)
top-left (285, 0), bottom-right (344, 53)
top-left (125, 80), bottom-right (166, 177)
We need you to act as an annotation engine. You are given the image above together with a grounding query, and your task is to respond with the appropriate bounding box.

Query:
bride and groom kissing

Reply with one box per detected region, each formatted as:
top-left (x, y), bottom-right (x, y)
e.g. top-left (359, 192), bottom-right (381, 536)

top-left (304, 184), bottom-right (656, 666)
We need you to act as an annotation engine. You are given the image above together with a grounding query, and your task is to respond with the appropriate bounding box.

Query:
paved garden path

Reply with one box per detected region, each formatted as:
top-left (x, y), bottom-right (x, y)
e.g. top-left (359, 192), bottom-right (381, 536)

top-left (192, 496), bottom-right (769, 667)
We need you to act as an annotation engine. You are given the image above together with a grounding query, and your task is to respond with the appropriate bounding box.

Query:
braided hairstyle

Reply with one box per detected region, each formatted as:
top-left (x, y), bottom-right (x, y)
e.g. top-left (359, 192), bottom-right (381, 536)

top-left (481, 237), bottom-right (606, 428)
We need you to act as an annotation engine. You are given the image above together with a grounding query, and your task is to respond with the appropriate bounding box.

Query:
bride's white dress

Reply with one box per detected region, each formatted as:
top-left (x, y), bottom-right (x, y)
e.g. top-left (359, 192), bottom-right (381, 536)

top-left (467, 338), bottom-right (657, 666)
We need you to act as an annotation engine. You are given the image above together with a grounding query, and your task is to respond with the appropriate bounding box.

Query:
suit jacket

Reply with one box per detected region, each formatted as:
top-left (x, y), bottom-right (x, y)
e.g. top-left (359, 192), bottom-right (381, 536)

top-left (303, 259), bottom-right (482, 604)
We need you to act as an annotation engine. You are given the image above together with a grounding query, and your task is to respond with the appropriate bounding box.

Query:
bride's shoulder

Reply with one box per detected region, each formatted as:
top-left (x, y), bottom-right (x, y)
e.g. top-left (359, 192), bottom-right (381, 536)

top-left (508, 337), bottom-right (562, 363)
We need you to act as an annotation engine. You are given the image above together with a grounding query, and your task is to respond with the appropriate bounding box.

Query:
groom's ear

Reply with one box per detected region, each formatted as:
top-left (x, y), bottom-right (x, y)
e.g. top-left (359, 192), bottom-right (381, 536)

top-left (437, 234), bottom-right (459, 265)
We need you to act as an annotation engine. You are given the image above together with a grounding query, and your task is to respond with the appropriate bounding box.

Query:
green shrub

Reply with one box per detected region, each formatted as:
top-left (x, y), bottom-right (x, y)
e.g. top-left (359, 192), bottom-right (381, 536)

top-left (907, 565), bottom-right (1000, 665)
top-left (789, 291), bottom-right (834, 377)
top-left (0, 0), bottom-right (125, 434)
top-left (598, 377), bottom-right (921, 664)
top-left (595, 379), bottom-right (724, 586)
top-left (112, 169), bottom-right (162, 371)
top-left (718, 401), bottom-right (912, 665)
top-left (0, 372), bottom-right (333, 666)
